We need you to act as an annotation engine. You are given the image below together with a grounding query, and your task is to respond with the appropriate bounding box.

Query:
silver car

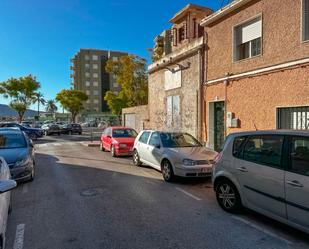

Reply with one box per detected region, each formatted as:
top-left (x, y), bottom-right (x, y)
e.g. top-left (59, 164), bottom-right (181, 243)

top-left (0, 157), bottom-right (17, 249)
top-left (132, 130), bottom-right (217, 182)
top-left (213, 130), bottom-right (309, 234)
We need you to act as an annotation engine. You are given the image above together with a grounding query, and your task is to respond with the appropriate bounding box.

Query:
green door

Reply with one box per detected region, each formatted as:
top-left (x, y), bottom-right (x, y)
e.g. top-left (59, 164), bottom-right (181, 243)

top-left (214, 102), bottom-right (225, 151)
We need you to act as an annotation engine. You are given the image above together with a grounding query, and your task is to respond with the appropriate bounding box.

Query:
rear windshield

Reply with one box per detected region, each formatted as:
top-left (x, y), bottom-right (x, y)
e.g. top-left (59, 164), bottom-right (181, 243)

top-left (113, 129), bottom-right (137, 138)
top-left (0, 133), bottom-right (27, 149)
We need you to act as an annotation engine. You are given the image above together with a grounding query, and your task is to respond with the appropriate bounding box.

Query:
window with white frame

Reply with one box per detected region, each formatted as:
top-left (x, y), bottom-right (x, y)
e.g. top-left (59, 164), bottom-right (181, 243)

top-left (85, 55), bottom-right (90, 60)
top-left (93, 64), bottom-right (98, 69)
top-left (93, 81), bottom-right (98, 87)
top-left (85, 81), bottom-right (90, 86)
top-left (303, 0), bottom-right (309, 41)
top-left (92, 55), bottom-right (98, 61)
top-left (166, 95), bottom-right (180, 127)
top-left (94, 99), bottom-right (99, 104)
top-left (85, 72), bottom-right (90, 78)
top-left (234, 17), bottom-right (262, 61)
top-left (93, 73), bottom-right (98, 78)
top-left (93, 90), bottom-right (99, 96)
top-left (85, 63), bottom-right (90, 68)
top-left (86, 90), bottom-right (90, 95)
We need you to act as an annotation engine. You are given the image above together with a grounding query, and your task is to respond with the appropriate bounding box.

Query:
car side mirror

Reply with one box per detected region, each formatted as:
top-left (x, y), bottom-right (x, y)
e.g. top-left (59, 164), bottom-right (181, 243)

top-left (0, 180), bottom-right (17, 194)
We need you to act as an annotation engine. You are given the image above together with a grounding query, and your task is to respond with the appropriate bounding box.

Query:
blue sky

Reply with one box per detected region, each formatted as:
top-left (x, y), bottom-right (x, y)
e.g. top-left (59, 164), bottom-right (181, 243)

top-left (0, 0), bottom-right (225, 110)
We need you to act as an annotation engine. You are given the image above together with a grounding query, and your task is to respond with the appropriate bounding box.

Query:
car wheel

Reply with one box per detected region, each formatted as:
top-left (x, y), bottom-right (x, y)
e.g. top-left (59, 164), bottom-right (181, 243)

top-left (29, 133), bottom-right (37, 140)
top-left (133, 150), bottom-right (142, 166)
top-left (161, 160), bottom-right (174, 182)
top-left (99, 142), bottom-right (105, 151)
top-left (58, 132), bottom-right (61, 136)
top-left (79, 132), bottom-right (82, 135)
top-left (44, 131), bottom-right (48, 136)
top-left (215, 180), bottom-right (241, 213)
top-left (110, 145), bottom-right (116, 157)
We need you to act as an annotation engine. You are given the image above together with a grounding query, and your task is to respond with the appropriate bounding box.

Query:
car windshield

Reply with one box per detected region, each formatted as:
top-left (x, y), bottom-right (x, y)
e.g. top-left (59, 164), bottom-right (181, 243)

top-left (113, 129), bottom-right (137, 138)
top-left (0, 133), bottom-right (27, 149)
top-left (160, 132), bottom-right (202, 148)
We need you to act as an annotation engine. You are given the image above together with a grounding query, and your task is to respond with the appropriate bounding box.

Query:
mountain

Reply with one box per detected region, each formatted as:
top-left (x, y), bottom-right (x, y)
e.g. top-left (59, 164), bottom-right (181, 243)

top-left (0, 104), bottom-right (38, 118)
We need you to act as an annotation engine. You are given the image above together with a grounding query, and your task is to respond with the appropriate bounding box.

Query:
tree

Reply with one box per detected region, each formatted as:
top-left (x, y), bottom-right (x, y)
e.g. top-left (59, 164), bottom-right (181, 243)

top-left (34, 92), bottom-right (46, 118)
top-left (56, 89), bottom-right (88, 122)
top-left (0, 75), bottom-right (40, 122)
top-left (104, 55), bottom-right (148, 115)
top-left (45, 99), bottom-right (58, 116)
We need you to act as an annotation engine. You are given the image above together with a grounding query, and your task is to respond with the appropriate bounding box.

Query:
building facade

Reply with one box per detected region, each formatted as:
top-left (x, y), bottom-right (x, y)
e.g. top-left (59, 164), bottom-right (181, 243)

top-left (201, 0), bottom-right (309, 150)
top-left (71, 49), bottom-right (127, 120)
top-left (147, 4), bottom-right (213, 138)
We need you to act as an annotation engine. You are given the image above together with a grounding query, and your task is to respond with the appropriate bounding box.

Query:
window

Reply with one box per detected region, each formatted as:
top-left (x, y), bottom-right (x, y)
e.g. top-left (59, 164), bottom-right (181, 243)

top-left (160, 132), bottom-right (201, 148)
top-left (303, 0), bottom-right (309, 41)
top-left (85, 63), bottom-right (90, 68)
top-left (233, 136), bottom-right (246, 158)
top-left (149, 132), bottom-right (160, 147)
top-left (178, 26), bottom-right (185, 42)
top-left (94, 99), bottom-right (99, 104)
top-left (85, 81), bottom-right (90, 86)
top-left (93, 81), bottom-right (99, 87)
top-left (290, 137), bottom-right (309, 176)
top-left (86, 90), bottom-right (90, 95)
top-left (85, 72), bottom-right (90, 78)
top-left (93, 90), bottom-right (99, 96)
top-left (93, 73), bottom-right (98, 78)
top-left (112, 57), bottom-right (118, 62)
top-left (277, 106), bottom-right (309, 130)
top-left (92, 55), bottom-right (98, 61)
top-left (243, 135), bottom-right (284, 168)
top-left (139, 131), bottom-right (151, 144)
top-left (166, 95), bottom-right (180, 127)
top-left (93, 64), bottom-right (98, 69)
top-left (113, 129), bottom-right (137, 138)
top-left (85, 55), bottom-right (90, 60)
top-left (234, 17), bottom-right (262, 61)
top-left (113, 82), bottom-right (119, 87)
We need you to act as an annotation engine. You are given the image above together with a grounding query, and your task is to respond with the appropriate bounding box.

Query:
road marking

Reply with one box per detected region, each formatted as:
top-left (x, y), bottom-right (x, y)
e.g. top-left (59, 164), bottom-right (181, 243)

top-left (53, 143), bottom-right (61, 146)
top-left (175, 187), bottom-right (202, 201)
top-left (13, 224), bottom-right (25, 249)
top-left (231, 216), bottom-right (293, 246)
top-left (21, 184), bottom-right (28, 194)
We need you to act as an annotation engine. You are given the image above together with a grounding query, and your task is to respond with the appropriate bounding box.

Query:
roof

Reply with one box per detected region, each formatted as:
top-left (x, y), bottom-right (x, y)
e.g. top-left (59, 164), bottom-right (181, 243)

top-left (170, 3), bottom-right (213, 23)
top-left (0, 127), bottom-right (22, 133)
top-left (200, 0), bottom-right (254, 26)
top-left (229, 130), bottom-right (309, 137)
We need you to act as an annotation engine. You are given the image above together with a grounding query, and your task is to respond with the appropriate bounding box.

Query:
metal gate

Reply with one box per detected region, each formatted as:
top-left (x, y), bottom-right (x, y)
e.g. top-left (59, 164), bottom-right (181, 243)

top-left (277, 106), bottom-right (309, 130)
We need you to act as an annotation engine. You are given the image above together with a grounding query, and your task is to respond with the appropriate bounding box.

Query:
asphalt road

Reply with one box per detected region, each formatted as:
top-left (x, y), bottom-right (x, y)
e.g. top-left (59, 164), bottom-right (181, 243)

top-left (5, 134), bottom-right (309, 249)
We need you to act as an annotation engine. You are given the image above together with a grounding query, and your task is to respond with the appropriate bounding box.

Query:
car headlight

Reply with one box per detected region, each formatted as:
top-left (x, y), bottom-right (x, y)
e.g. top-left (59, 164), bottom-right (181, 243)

top-left (119, 144), bottom-right (127, 148)
top-left (15, 157), bottom-right (31, 167)
top-left (182, 159), bottom-right (197, 166)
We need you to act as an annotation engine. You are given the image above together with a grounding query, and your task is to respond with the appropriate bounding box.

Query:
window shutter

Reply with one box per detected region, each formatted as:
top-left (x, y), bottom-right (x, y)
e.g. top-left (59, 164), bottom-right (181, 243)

top-left (173, 28), bottom-right (178, 46)
top-left (241, 18), bottom-right (262, 44)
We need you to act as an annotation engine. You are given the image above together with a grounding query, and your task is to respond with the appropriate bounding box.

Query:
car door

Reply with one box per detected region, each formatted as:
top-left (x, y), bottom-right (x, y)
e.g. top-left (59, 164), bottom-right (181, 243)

top-left (145, 132), bottom-right (162, 170)
top-left (234, 135), bottom-right (286, 218)
top-left (0, 159), bottom-right (8, 235)
top-left (285, 136), bottom-right (309, 230)
top-left (103, 128), bottom-right (112, 150)
top-left (136, 131), bottom-right (151, 164)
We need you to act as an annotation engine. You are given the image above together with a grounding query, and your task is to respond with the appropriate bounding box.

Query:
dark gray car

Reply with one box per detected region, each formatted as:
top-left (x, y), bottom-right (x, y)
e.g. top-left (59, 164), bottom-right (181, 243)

top-left (0, 128), bottom-right (35, 182)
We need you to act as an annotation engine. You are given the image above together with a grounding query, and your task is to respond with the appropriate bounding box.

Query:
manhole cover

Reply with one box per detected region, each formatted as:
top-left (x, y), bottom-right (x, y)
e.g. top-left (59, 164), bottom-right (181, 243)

top-left (80, 188), bottom-right (104, 197)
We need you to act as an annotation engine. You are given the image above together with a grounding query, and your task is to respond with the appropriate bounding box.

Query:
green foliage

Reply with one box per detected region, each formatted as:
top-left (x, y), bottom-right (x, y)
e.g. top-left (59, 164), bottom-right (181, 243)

top-left (45, 99), bottom-right (58, 114)
top-left (56, 89), bottom-right (88, 122)
top-left (105, 55), bottom-right (148, 115)
top-left (0, 75), bottom-right (40, 122)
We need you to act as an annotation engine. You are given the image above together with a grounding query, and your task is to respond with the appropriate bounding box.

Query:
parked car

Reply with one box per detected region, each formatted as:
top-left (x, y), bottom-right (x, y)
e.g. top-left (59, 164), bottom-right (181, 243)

top-left (100, 127), bottom-right (138, 157)
top-left (0, 122), bottom-right (43, 140)
top-left (0, 156), bottom-right (17, 249)
top-left (132, 130), bottom-right (217, 182)
top-left (213, 130), bottom-right (309, 234)
top-left (0, 128), bottom-right (35, 182)
top-left (61, 123), bottom-right (82, 135)
top-left (41, 124), bottom-right (61, 136)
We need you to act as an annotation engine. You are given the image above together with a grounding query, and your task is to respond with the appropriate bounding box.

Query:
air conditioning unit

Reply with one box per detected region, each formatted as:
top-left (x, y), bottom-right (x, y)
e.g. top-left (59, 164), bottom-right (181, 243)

top-left (231, 118), bottom-right (239, 128)
top-left (227, 112), bottom-right (233, 128)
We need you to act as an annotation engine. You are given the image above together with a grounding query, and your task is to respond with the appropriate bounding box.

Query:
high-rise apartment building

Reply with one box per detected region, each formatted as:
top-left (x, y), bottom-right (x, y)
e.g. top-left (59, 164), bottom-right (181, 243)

top-left (70, 49), bottom-right (127, 118)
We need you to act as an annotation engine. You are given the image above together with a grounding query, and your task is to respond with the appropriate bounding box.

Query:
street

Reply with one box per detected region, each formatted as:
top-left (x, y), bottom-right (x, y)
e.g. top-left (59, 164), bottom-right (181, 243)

top-left (5, 134), bottom-right (309, 249)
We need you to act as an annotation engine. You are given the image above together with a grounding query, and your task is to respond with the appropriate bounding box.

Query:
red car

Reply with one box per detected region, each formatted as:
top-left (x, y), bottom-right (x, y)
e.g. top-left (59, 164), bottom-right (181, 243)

top-left (100, 126), bottom-right (138, 157)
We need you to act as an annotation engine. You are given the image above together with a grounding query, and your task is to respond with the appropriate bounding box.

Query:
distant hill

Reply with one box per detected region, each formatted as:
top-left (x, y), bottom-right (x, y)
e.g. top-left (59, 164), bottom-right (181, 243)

top-left (0, 104), bottom-right (38, 118)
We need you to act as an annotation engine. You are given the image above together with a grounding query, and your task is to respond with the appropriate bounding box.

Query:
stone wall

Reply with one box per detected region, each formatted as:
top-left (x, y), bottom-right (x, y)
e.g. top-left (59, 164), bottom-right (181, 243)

top-left (122, 105), bottom-right (149, 133)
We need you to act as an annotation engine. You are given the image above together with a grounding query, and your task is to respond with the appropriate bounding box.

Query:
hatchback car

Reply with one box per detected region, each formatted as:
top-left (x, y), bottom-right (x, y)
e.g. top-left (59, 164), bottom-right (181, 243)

top-left (133, 130), bottom-right (217, 182)
top-left (0, 156), bottom-right (17, 249)
top-left (0, 128), bottom-right (35, 182)
top-left (41, 124), bottom-right (61, 136)
top-left (213, 130), bottom-right (309, 234)
top-left (0, 122), bottom-right (43, 140)
top-left (100, 127), bottom-right (138, 157)
top-left (61, 123), bottom-right (82, 135)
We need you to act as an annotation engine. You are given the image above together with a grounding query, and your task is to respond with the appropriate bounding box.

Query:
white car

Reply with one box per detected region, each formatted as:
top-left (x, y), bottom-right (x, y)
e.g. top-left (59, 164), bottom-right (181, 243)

top-left (132, 130), bottom-right (217, 181)
top-left (0, 157), bottom-right (17, 248)
top-left (213, 130), bottom-right (309, 234)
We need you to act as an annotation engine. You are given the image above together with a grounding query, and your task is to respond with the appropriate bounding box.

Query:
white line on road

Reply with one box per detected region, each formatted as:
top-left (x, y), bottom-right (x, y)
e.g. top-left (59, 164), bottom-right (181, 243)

top-left (175, 187), bottom-right (202, 201)
top-left (231, 216), bottom-right (293, 246)
top-left (53, 143), bottom-right (61, 146)
top-left (13, 224), bottom-right (25, 249)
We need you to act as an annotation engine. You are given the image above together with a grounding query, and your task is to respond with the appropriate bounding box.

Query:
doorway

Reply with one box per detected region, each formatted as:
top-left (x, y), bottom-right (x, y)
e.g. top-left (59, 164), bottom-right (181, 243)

top-left (209, 101), bottom-right (225, 151)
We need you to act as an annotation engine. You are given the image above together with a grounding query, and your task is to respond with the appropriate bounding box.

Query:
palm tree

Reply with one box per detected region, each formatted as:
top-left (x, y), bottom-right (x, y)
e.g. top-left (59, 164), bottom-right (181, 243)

top-left (34, 92), bottom-right (46, 119)
top-left (45, 99), bottom-right (58, 116)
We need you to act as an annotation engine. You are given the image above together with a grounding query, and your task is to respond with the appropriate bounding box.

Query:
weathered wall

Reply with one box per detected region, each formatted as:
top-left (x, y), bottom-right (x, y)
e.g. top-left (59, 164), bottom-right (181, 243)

top-left (122, 105), bottom-right (149, 133)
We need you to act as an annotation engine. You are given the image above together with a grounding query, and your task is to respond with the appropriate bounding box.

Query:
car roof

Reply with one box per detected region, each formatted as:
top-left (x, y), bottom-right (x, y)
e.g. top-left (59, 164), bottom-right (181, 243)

top-left (110, 126), bottom-right (134, 130)
top-left (228, 129), bottom-right (309, 137)
top-left (0, 127), bottom-right (23, 134)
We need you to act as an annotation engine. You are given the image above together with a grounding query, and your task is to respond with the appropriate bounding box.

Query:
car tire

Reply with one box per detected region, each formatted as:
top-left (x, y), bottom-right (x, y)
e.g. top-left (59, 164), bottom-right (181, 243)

top-left (58, 132), bottom-right (61, 136)
top-left (215, 180), bottom-right (242, 213)
top-left (110, 145), bottom-right (116, 157)
top-left (29, 133), bottom-right (37, 140)
top-left (79, 132), bottom-right (82, 135)
top-left (133, 150), bottom-right (142, 166)
top-left (161, 160), bottom-right (175, 182)
top-left (44, 131), bottom-right (48, 136)
top-left (99, 142), bottom-right (105, 151)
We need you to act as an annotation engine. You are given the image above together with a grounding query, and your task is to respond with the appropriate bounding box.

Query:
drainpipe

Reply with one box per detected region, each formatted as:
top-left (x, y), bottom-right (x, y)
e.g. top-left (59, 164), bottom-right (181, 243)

top-left (198, 38), bottom-right (205, 142)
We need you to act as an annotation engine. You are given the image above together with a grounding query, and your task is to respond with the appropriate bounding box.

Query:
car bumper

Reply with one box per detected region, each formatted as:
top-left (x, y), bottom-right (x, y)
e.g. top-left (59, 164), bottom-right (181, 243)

top-left (115, 148), bottom-right (134, 156)
top-left (10, 165), bottom-right (33, 182)
top-left (174, 164), bottom-right (213, 177)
